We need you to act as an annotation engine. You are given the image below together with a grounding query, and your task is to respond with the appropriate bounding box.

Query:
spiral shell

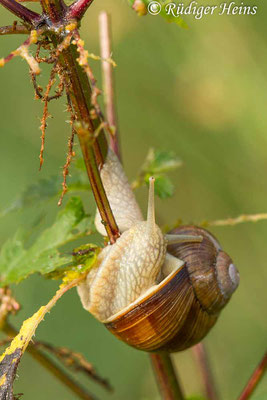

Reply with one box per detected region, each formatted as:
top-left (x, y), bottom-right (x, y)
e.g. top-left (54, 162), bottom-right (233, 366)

top-left (104, 226), bottom-right (239, 352)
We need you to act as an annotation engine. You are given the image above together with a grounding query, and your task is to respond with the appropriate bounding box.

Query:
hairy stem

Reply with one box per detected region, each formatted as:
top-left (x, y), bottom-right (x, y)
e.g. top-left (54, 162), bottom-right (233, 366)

top-left (3, 322), bottom-right (98, 400)
top-left (39, 0), bottom-right (120, 243)
top-left (150, 353), bottom-right (185, 400)
top-left (238, 351), bottom-right (267, 400)
top-left (192, 343), bottom-right (219, 400)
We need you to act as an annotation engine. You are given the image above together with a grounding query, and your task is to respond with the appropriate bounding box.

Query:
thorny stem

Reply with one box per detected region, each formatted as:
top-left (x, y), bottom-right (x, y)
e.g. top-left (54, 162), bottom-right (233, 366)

top-left (99, 12), bottom-right (121, 161)
top-left (37, 0), bottom-right (120, 243)
top-left (0, 0), bottom-right (40, 25)
top-left (60, 45), bottom-right (120, 242)
top-left (192, 343), bottom-right (219, 400)
top-left (39, 0), bottom-right (66, 23)
top-left (150, 353), bottom-right (185, 400)
top-left (2, 322), bottom-right (98, 400)
top-left (238, 351), bottom-right (267, 400)
top-left (1, 3), bottom-right (197, 400)
top-left (67, 0), bottom-right (95, 21)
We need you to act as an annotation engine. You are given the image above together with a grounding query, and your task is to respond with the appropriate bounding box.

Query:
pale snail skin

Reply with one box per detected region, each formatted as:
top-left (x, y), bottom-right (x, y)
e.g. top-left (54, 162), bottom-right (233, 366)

top-left (77, 149), bottom-right (203, 322)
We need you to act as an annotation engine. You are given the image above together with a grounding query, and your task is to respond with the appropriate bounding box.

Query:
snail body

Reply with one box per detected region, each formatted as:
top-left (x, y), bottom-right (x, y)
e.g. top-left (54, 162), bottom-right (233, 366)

top-left (78, 150), bottom-right (239, 352)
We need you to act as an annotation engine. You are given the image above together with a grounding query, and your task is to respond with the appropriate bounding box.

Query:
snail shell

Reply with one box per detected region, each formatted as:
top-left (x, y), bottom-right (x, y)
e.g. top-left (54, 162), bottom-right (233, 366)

top-left (78, 149), bottom-right (239, 353)
top-left (104, 226), bottom-right (239, 352)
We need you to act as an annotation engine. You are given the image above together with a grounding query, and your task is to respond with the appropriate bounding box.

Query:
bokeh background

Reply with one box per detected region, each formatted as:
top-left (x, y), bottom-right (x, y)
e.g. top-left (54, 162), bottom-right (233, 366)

top-left (0, 0), bottom-right (266, 399)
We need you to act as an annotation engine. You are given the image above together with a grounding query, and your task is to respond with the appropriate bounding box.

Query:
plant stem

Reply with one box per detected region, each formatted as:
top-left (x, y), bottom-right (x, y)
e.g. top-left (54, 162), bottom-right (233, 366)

top-left (0, 0), bottom-right (40, 25)
top-left (39, 0), bottom-right (66, 22)
top-left (62, 45), bottom-right (119, 243)
top-left (192, 343), bottom-right (219, 400)
top-left (39, 0), bottom-right (120, 243)
top-left (3, 322), bottom-right (98, 400)
top-left (99, 11), bottom-right (121, 161)
top-left (238, 351), bottom-right (267, 400)
top-left (150, 353), bottom-right (185, 400)
top-left (67, 0), bottom-right (95, 20)
top-left (98, 14), bottom-right (183, 400)
top-left (0, 24), bottom-right (29, 35)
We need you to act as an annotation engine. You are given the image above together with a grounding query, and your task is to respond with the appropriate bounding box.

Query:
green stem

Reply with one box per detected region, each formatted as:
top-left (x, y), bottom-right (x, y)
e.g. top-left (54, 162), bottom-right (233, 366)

top-left (150, 353), bottom-right (185, 400)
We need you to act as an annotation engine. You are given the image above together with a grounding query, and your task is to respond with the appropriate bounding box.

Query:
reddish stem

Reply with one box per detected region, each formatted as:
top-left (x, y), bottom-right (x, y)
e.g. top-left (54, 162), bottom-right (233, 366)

top-left (0, 0), bottom-right (40, 25)
top-left (99, 11), bottom-right (121, 161)
top-left (192, 343), bottom-right (219, 400)
top-left (238, 351), bottom-right (267, 400)
top-left (67, 0), bottom-right (95, 20)
top-left (150, 353), bottom-right (184, 400)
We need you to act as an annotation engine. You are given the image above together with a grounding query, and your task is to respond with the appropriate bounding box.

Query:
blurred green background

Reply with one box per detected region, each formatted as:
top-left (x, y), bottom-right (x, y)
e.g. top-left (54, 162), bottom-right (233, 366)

top-left (0, 0), bottom-right (266, 399)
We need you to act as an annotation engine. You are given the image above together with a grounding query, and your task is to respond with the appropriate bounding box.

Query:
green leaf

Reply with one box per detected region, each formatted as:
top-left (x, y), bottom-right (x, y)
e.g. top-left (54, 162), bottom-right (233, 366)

top-left (0, 197), bottom-right (95, 286)
top-left (46, 243), bottom-right (100, 281)
top-left (145, 174), bottom-right (174, 199)
top-left (0, 168), bottom-right (90, 217)
top-left (133, 148), bottom-right (182, 198)
top-left (186, 396), bottom-right (207, 400)
top-left (145, 148), bottom-right (182, 174)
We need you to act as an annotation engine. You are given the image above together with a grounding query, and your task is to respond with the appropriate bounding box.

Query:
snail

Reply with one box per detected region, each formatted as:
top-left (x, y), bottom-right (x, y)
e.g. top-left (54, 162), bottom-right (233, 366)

top-left (77, 149), bottom-right (239, 352)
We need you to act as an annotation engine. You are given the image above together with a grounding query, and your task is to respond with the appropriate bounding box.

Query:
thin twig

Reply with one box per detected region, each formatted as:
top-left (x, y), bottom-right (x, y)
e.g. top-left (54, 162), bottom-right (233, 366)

top-left (0, 24), bottom-right (29, 35)
top-left (0, 30), bottom-right (41, 73)
top-left (39, 63), bottom-right (58, 169)
top-left (192, 343), bottom-right (219, 400)
top-left (0, 336), bottom-right (112, 392)
top-left (201, 213), bottom-right (267, 227)
top-left (33, 341), bottom-right (112, 392)
top-left (238, 351), bottom-right (267, 400)
top-left (150, 353), bottom-right (185, 400)
top-left (58, 94), bottom-right (76, 205)
top-left (2, 323), bottom-right (99, 400)
top-left (99, 11), bottom-right (121, 160)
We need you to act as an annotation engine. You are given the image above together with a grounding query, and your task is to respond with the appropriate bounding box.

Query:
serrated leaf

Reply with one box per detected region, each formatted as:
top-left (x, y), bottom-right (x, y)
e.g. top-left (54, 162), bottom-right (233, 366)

top-left (145, 148), bottom-right (182, 174)
top-left (0, 197), bottom-right (95, 286)
top-left (0, 170), bottom-right (90, 217)
top-left (133, 148), bottom-right (182, 198)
